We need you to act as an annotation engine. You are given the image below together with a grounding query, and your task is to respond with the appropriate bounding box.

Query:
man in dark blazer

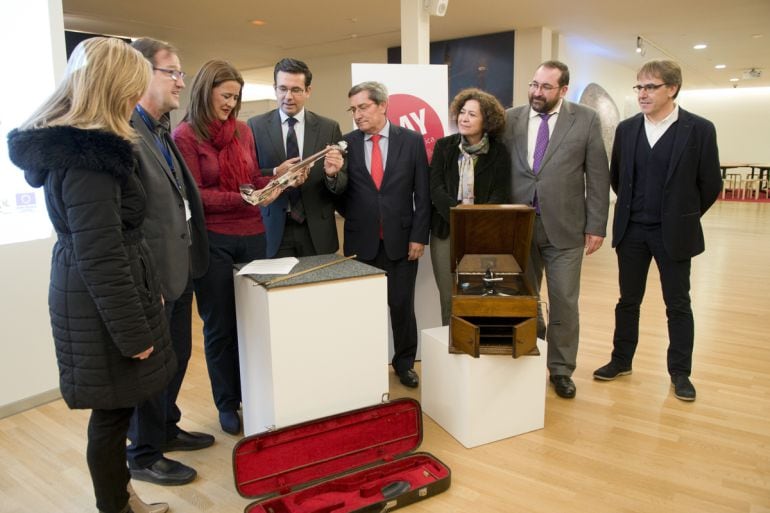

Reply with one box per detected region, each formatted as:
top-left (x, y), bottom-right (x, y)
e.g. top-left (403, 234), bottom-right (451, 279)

top-left (593, 60), bottom-right (721, 402)
top-left (127, 38), bottom-right (213, 487)
top-left (247, 58), bottom-right (346, 258)
top-left (339, 81), bottom-right (430, 388)
top-left (503, 60), bottom-right (610, 399)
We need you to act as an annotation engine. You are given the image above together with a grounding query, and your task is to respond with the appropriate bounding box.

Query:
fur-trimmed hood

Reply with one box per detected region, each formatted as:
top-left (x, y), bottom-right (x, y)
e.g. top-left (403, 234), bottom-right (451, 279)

top-left (7, 125), bottom-right (136, 188)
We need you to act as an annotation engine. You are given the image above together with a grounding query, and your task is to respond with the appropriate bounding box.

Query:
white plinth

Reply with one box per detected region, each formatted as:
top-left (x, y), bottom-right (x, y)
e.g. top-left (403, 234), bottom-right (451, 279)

top-left (235, 274), bottom-right (389, 436)
top-left (421, 326), bottom-right (546, 448)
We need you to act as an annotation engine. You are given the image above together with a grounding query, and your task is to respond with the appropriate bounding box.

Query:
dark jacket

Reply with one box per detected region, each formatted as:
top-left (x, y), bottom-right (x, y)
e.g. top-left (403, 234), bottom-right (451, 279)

top-left (339, 124), bottom-right (430, 261)
top-left (7, 126), bottom-right (176, 410)
top-left (131, 110), bottom-right (208, 301)
top-left (247, 109), bottom-right (347, 258)
top-left (611, 108), bottom-right (722, 260)
top-left (429, 133), bottom-right (512, 239)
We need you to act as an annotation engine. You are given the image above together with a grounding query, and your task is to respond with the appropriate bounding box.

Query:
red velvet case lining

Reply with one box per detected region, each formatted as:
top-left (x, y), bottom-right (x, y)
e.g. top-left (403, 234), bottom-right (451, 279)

top-left (234, 399), bottom-right (450, 513)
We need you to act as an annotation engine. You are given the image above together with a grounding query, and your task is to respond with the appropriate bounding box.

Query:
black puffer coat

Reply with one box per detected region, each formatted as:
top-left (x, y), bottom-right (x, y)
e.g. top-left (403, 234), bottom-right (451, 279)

top-left (7, 126), bottom-right (176, 410)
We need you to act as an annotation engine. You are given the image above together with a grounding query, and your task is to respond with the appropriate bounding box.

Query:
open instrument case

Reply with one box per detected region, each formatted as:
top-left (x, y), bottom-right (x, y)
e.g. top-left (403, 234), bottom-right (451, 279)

top-left (233, 398), bottom-right (451, 513)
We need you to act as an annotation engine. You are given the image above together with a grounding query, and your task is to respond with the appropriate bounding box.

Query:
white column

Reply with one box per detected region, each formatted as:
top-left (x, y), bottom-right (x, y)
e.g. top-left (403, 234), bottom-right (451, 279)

top-left (400, 0), bottom-right (430, 64)
top-left (0, 0), bottom-right (65, 416)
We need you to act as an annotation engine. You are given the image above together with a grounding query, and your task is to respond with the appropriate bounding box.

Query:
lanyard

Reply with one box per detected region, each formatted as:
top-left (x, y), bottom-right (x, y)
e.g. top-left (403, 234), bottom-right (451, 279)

top-left (135, 105), bottom-right (176, 175)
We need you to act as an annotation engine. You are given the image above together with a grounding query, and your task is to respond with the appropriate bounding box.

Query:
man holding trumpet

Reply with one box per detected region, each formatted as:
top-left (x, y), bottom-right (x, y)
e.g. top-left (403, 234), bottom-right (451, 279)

top-left (247, 58), bottom-right (346, 257)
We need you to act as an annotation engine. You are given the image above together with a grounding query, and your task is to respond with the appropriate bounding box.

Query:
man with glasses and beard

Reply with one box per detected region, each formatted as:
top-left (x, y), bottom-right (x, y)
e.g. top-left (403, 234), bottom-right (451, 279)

top-left (503, 60), bottom-right (610, 399)
top-left (593, 60), bottom-right (721, 402)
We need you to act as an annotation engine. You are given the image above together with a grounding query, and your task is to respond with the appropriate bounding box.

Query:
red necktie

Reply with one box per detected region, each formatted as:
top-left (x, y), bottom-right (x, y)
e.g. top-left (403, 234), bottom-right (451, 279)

top-left (370, 134), bottom-right (383, 189)
top-left (370, 134), bottom-right (384, 238)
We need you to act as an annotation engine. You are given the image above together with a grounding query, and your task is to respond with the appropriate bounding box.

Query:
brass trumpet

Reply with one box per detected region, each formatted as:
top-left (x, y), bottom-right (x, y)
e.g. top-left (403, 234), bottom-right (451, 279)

top-left (240, 141), bottom-right (348, 206)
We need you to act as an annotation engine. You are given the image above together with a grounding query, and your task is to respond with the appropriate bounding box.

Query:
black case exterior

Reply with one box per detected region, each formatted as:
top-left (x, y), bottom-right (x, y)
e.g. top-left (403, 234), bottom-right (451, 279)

top-left (350, 455), bottom-right (451, 513)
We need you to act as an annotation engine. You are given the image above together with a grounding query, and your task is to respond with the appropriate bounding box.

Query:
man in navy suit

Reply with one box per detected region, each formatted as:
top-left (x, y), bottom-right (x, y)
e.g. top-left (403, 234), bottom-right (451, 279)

top-left (338, 81), bottom-right (430, 388)
top-left (247, 58), bottom-right (345, 258)
top-left (593, 60), bottom-right (721, 402)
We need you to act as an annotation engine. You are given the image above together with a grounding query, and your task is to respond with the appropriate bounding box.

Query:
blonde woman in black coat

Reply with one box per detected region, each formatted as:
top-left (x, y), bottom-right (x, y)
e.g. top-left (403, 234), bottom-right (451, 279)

top-left (429, 88), bottom-right (511, 325)
top-left (7, 38), bottom-right (175, 513)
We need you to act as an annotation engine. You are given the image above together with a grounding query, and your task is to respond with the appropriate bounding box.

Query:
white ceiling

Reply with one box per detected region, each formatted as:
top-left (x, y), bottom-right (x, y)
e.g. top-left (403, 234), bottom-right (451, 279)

top-left (62, 0), bottom-right (770, 90)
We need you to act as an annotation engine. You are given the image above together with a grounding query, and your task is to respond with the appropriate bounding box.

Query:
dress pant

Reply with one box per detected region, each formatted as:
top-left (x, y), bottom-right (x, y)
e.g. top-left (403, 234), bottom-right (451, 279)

top-left (429, 235), bottom-right (452, 326)
top-left (275, 216), bottom-right (317, 257)
top-left (87, 407), bottom-right (133, 513)
top-left (127, 277), bottom-right (193, 468)
top-left (360, 240), bottom-right (419, 375)
top-left (612, 222), bottom-right (694, 376)
top-left (195, 231), bottom-right (266, 413)
top-left (526, 216), bottom-right (584, 377)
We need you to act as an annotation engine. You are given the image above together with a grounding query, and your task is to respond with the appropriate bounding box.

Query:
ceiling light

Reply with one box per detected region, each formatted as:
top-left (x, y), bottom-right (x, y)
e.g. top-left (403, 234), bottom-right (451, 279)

top-left (693, 43), bottom-right (707, 50)
top-left (250, 19), bottom-right (266, 26)
top-left (729, 78), bottom-right (739, 82)
top-left (714, 64), bottom-right (726, 69)
top-left (635, 36), bottom-right (645, 56)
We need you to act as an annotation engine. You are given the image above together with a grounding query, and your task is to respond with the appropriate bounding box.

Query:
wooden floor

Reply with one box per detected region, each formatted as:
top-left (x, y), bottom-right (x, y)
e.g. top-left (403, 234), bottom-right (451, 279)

top-left (1, 200), bottom-right (769, 513)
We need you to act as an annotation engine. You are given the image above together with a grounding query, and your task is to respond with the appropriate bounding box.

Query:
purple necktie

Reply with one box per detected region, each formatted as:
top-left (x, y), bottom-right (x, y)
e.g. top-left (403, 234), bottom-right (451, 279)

top-left (532, 112), bottom-right (553, 174)
top-left (532, 112), bottom-right (553, 214)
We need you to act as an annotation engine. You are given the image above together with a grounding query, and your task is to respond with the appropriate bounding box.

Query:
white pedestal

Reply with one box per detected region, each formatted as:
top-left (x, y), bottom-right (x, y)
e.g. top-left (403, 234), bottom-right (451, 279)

top-left (235, 273), bottom-right (389, 436)
top-left (421, 326), bottom-right (546, 448)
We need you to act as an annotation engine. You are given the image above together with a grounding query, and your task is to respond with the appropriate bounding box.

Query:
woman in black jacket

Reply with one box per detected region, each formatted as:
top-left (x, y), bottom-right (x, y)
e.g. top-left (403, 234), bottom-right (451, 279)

top-left (429, 88), bottom-right (512, 325)
top-left (7, 38), bottom-right (175, 513)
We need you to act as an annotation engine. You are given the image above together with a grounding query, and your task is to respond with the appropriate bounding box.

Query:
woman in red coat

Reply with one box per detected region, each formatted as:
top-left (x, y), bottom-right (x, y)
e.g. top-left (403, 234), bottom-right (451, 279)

top-left (173, 60), bottom-right (276, 435)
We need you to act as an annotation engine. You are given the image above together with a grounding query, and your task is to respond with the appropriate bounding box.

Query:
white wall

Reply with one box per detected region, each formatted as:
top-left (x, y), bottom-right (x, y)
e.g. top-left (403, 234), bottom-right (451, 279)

top-left (0, 0), bottom-right (65, 416)
top-left (303, 49), bottom-right (388, 131)
top-left (559, 34), bottom-right (638, 118)
top-left (679, 87), bottom-right (770, 163)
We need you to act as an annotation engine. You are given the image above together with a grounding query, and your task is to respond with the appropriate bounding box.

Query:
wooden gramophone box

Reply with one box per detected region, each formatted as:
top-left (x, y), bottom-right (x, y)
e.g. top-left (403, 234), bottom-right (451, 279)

top-left (449, 204), bottom-right (538, 358)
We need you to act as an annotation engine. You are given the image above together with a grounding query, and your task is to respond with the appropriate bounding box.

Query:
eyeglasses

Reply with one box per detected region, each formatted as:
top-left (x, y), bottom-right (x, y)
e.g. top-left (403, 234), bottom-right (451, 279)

top-left (632, 83), bottom-right (667, 93)
top-left (347, 102), bottom-right (375, 115)
top-left (276, 86), bottom-right (306, 96)
top-left (528, 81), bottom-right (559, 92)
top-left (153, 67), bottom-right (186, 81)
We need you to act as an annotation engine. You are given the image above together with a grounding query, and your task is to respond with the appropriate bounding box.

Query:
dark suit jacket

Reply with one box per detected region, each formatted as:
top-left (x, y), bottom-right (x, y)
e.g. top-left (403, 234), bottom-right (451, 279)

top-left (611, 108), bottom-right (721, 260)
top-left (429, 133), bottom-right (512, 239)
top-left (247, 109), bottom-right (347, 258)
top-left (339, 124), bottom-right (430, 261)
top-left (131, 110), bottom-right (208, 301)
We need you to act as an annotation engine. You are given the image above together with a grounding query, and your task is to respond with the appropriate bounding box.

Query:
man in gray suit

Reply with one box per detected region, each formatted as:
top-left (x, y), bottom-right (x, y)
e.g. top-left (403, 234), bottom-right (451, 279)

top-left (127, 38), bottom-right (213, 487)
top-left (247, 58), bottom-right (346, 258)
top-left (503, 60), bottom-right (610, 399)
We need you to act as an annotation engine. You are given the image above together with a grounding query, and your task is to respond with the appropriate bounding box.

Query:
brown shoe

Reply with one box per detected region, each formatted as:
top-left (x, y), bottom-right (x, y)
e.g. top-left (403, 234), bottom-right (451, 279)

top-left (128, 482), bottom-right (169, 513)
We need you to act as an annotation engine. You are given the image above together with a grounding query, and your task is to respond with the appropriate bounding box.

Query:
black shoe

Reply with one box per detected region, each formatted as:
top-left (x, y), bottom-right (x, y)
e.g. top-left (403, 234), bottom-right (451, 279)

top-left (219, 410), bottom-right (242, 435)
top-left (162, 429), bottom-right (215, 452)
top-left (398, 369), bottom-right (419, 388)
top-left (671, 375), bottom-right (696, 401)
top-left (549, 375), bottom-right (576, 399)
top-left (130, 456), bottom-right (196, 486)
top-left (593, 361), bottom-right (632, 381)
